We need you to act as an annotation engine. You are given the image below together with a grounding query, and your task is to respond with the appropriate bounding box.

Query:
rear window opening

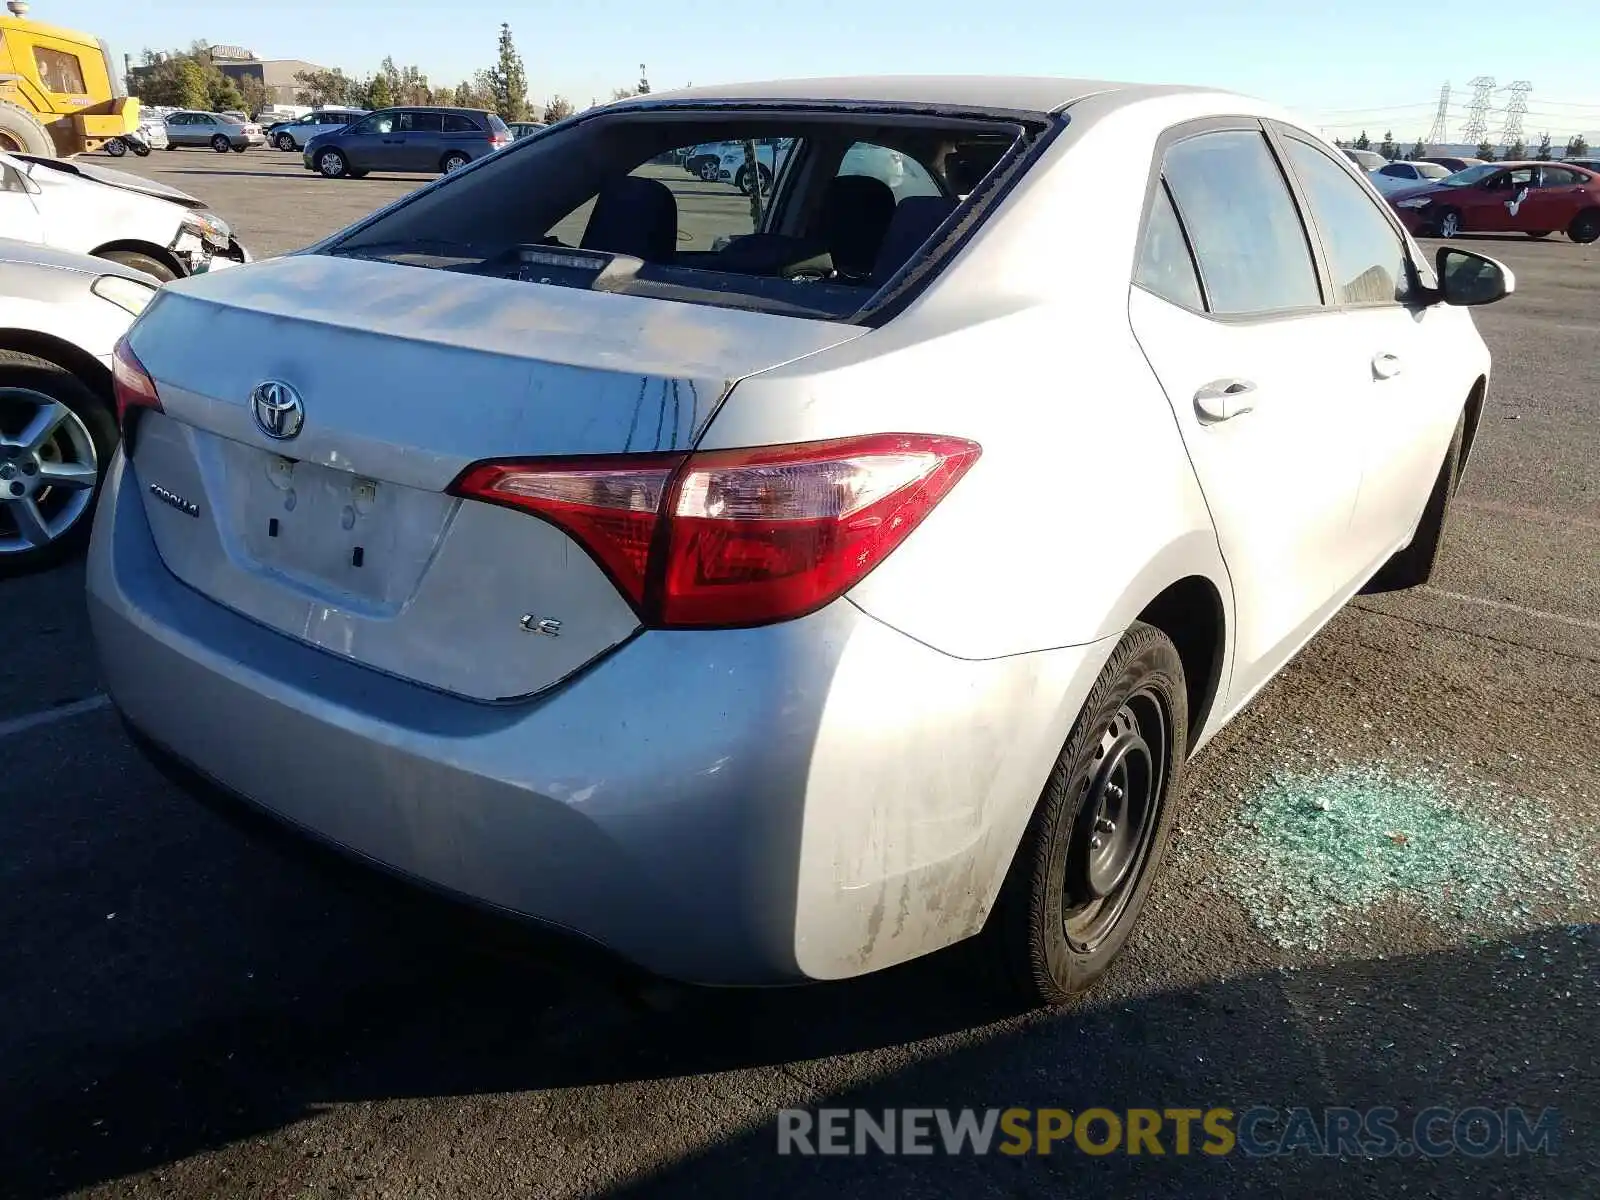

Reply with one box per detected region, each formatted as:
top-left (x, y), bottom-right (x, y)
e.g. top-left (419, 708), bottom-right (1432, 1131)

top-left (324, 106), bottom-right (1044, 321)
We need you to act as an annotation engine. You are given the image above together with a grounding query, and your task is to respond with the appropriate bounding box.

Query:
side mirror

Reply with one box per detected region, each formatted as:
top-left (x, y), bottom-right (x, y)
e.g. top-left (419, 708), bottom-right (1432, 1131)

top-left (1434, 246), bottom-right (1515, 307)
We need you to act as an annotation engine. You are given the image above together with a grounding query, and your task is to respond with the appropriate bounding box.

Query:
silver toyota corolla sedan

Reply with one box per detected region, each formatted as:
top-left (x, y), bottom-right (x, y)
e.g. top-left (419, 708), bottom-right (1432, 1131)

top-left (89, 77), bottom-right (1511, 1004)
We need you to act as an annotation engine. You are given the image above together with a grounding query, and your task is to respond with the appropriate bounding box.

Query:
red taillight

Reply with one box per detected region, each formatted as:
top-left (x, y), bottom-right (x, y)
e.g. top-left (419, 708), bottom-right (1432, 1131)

top-left (449, 434), bottom-right (980, 628)
top-left (111, 336), bottom-right (162, 432)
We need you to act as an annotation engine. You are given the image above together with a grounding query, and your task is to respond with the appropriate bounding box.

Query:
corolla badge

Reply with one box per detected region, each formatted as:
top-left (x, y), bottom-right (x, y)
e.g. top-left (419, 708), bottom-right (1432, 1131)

top-left (250, 380), bottom-right (305, 440)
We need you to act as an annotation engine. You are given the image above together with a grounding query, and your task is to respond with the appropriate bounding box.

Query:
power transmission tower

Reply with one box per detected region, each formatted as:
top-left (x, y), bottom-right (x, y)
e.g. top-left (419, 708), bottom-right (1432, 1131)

top-left (1425, 82), bottom-right (1451, 146)
top-left (1498, 80), bottom-right (1532, 148)
top-left (1462, 75), bottom-right (1496, 144)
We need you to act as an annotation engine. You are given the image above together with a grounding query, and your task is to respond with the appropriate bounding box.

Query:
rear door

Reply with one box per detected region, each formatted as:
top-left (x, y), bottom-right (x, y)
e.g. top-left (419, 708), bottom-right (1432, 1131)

top-left (1520, 165), bottom-right (1587, 232)
top-left (1127, 122), bottom-right (1368, 704)
top-left (1274, 127), bottom-right (1457, 567)
top-left (441, 112), bottom-right (483, 164)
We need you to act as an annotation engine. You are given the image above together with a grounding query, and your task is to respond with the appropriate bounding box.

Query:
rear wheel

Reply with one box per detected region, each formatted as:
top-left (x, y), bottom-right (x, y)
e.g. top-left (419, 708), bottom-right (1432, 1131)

top-left (93, 248), bottom-right (179, 283)
top-left (1362, 412), bottom-right (1465, 593)
top-left (1569, 209), bottom-right (1600, 244)
top-left (230, 143), bottom-right (247, 154)
top-left (211, 134), bottom-right (230, 153)
top-left (992, 621), bottom-right (1187, 1005)
top-left (0, 100), bottom-right (54, 156)
top-left (1435, 207), bottom-right (1463, 238)
top-left (0, 353), bottom-right (117, 577)
top-left (315, 147), bottom-right (349, 178)
top-left (105, 137), bottom-right (128, 157)
top-left (132, 142), bottom-right (151, 157)
top-left (441, 151), bottom-right (470, 173)
top-left (1527, 230), bottom-right (1553, 238)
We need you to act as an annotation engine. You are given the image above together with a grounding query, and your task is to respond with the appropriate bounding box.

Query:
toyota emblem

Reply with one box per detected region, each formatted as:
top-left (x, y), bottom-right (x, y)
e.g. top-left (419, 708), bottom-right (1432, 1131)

top-left (250, 380), bottom-right (305, 440)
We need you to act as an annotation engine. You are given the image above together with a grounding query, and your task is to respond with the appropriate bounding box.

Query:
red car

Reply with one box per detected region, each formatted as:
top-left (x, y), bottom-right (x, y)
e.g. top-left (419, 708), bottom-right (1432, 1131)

top-left (1389, 160), bottom-right (1600, 243)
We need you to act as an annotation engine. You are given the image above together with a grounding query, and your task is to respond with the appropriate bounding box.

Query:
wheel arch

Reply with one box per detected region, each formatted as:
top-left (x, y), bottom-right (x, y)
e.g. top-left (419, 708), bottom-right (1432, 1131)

top-left (0, 329), bottom-right (113, 404)
top-left (1133, 574), bottom-right (1228, 755)
top-left (89, 240), bottom-right (187, 279)
top-left (1458, 374), bottom-right (1487, 483)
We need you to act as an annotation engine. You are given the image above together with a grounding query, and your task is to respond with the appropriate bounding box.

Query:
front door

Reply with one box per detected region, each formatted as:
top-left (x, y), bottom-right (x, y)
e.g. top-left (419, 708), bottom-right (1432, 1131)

top-left (393, 111), bottom-right (444, 171)
top-left (1126, 125), bottom-right (1367, 704)
top-left (1471, 166), bottom-right (1537, 233)
top-left (339, 113), bottom-right (393, 171)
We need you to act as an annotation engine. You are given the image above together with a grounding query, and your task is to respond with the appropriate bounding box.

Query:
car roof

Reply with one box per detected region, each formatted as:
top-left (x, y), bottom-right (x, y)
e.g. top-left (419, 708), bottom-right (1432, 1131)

top-left (380, 106), bottom-right (493, 115)
top-left (619, 75), bottom-right (1215, 116)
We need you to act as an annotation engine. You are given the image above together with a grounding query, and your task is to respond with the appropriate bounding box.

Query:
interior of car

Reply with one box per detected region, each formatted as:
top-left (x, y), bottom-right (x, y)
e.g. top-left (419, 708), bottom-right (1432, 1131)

top-left (327, 111), bottom-right (1032, 319)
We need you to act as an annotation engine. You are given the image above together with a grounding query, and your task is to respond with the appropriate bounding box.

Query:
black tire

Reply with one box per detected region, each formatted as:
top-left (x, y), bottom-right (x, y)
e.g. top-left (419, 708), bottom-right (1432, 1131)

top-left (1362, 412), bottom-right (1465, 594)
top-left (105, 137), bottom-right (127, 157)
top-left (0, 99), bottom-right (54, 156)
top-left (1569, 209), bottom-right (1600, 244)
top-left (0, 352), bottom-right (118, 577)
top-left (346, 169), bottom-right (369, 179)
top-left (132, 143), bottom-right (151, 157)
top-left (164, 143), bottom-right (177, 151)
top-left (211, 134), bottom-right (231, 153)
top-left (275, 132), bottom-right (296, 151)
top-left (93, 248), bottom-right (179, 282)
top-left (440, 151), bottom-right (470, 173)
top-left (230, 143), bottom-right (247, 154)
top-left (315, 147), bottom-right (349, 178)
top-left (736, 164), bottom-right (773, 195)
top-left (992, 621), bottom-right (1188, 1005)
top-left (1527, 230), bottom-right (1553, 239)
top-left (1434, 206), bottom-right (1463, 238)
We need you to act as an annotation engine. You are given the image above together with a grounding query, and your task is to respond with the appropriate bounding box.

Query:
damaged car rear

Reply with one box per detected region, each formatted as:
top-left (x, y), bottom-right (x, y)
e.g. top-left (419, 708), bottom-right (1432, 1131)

top-left (89, 78), bottom-right (1502, 1002)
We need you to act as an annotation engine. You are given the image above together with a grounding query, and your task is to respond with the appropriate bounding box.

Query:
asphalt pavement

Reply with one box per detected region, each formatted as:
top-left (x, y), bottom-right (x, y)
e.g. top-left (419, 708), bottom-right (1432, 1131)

top-left (1, 148), bottom-right (1596, 1199)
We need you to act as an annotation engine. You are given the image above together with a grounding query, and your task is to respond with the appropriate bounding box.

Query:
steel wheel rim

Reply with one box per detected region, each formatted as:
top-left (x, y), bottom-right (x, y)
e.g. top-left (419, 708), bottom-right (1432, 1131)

top-left (445, 155), bottom-right (466, 172)
top-left (1440, 212), bottom-right (1460, 237)
top-left (1062, 687), bottom-right (1170, 953)
top-left (106, 138), bottom-right (126, 156)
top-left (0, 387), bottom-right (98, 555)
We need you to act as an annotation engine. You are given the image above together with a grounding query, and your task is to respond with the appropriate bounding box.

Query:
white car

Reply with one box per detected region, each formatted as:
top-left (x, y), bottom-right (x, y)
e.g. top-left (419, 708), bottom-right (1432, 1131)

top-left (0, 152), bottom-right (249, 281)
top-left (0, 239), bottom-right (156, 574)
top-left (91, 77), bottom-right (1511, 1003)
top-left (1369, 159), bottom-right (1450, 194)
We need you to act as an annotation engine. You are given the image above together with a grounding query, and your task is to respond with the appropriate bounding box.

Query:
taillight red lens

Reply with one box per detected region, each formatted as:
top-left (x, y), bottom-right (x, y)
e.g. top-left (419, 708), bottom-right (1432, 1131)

top-left (448, 434), bottom-right (980, 628)
top-left (111, 336), bottom-right (162, 432)
top-left (451, 454), bottom-right (684, 608)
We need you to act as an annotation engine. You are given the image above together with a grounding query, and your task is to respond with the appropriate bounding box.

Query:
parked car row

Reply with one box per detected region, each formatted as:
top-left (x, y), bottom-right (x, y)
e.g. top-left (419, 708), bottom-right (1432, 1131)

top-left (68, 79), bottom-right (1515, 1010)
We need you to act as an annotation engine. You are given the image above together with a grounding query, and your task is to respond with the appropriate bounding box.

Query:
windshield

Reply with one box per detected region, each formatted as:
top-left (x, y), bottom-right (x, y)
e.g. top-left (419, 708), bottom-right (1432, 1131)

top-left (1439, 163), bottom-right (1497, 186)
top-left (325, 108), bottom-right (1034, 321)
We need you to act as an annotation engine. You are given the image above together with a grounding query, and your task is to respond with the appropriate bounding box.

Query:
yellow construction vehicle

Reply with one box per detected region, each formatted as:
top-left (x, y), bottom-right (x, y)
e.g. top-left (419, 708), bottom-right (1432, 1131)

top-left (0, 2), bottom-right (139, 157)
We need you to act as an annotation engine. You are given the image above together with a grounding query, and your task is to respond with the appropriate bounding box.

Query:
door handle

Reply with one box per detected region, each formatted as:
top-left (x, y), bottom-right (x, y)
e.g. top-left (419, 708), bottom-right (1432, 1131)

top-left (1193, 379), bottom-right (1256, 423)
top-left (1372, 352), bottom-right (1404, 380)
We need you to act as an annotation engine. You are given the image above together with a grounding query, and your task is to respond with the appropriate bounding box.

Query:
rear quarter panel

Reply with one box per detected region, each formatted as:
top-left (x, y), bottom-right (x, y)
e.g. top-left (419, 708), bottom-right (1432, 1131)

top-left (701, 98), bottom-right (1233, 666)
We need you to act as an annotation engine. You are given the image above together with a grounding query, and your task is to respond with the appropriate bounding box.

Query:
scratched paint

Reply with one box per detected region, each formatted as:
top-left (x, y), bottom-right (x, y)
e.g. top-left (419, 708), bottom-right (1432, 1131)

top-left (1223, 762), bottom-right (1598, 950)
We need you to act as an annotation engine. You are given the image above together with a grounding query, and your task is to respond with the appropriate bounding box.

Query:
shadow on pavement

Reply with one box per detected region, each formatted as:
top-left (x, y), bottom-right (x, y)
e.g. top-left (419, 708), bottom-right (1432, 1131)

top-left (2, 722), bottom-right (1593, 1197)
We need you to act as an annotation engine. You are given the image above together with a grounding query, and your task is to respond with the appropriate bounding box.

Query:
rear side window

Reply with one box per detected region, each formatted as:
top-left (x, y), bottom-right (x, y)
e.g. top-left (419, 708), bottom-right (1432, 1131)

top-left (33, 46), bottom-right (87, 94)
top-left (443, 114), bottom-right (480, 133)
top-left (1163, 130), bottom-right (1322, 316)
top-left (1282, 137), bottom-right (1412, 306)
top-left (1134, 183), bottom-right (1204, 310)
top-left (487, 114), bottom-right (510, 135)
top-left (1540, 167), bottom-right (1583, 187)
top-left (399, 112), bottom-right (445, 133)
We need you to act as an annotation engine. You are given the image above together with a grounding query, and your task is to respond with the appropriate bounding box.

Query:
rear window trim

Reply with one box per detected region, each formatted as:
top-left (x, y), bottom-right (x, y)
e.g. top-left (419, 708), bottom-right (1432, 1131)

top-left (319, 100), bottom-right (1058, 328)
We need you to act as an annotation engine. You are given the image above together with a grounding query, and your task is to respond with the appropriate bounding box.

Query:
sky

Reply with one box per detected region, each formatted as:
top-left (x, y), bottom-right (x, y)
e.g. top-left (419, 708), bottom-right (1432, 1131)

top-left (54, 0), bottom-right (1600, 141)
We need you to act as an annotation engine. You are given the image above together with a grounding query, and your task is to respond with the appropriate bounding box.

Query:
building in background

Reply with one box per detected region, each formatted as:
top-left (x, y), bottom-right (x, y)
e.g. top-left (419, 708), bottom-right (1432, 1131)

top-left (127, 46), bottom-right (325, 106)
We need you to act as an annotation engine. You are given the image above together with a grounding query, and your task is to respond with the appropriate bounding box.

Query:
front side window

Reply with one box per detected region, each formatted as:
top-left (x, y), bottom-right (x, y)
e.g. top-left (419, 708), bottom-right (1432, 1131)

top-left (1162, 129), bottom-right (1322, 316)
top-left (357, 113), bottom-right (395, 135)
top-left (33, 47), bottom-right (87, 94)
top-left (1283, 136), bottom-right (1412, 306)
top-left (1134, 182), bottom-right (1204, 310)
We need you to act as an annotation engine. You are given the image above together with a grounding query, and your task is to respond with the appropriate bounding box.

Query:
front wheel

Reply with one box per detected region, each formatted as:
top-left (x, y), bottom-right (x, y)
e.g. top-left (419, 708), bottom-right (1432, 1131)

top-left (211, 134), bottom-right (230, 153)
top-left (275, 132), bottom-right (296, 151)
top-left (0, 353), bottom-right (118, 577)
top-left (736, 165), bottom-right (773, 195)
top-left (104, 137), bottom-right (127, 158)
top-left (93, 248), bottom-right (178, 283)
top-left (1569, 209), bottom-right (1600, 244)
top-left (992, 621), bottom-right (1188, 1005)
top-left (1527, 230), bottom-right (1553, 239)
top-left (1435, 207), bottom-right (1462, 238)
top-left (315, 148), bottom-right (349, 178)
top-left (132, 143), bottom-right (151, 157)
top-left (440, 151), bottom-right (470, 174)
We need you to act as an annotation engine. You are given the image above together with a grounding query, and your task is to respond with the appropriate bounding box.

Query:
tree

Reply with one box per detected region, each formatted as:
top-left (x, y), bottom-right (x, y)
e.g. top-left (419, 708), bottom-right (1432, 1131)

top-left (209, 75), bottom-right (245, 113)
top-left (1506, 138), bottom-right (1526, 160)
top-left (1476, 140), bottom-right (1495, 161)
top-left (1410, 138), bottom-right (1426, 159)
top-left (1353, 130), bottom-right (1370, 151)
top-left (1567, 134), bottom-right (1590, 157)
top-left (366, 72), bottom-right (394, 110)
top-left (237, 74), bottom-right (268, 117)
top-left (176, 59), bottom-right (211, 110)
top-left (610, 85), bottom-right (639, 102)
top-left (1378, 130), bottom-right (1397, 159)
top-left (637, 64), bottom-right (650, 95)
top-left (295, 67), bottom-right (360, 106)
top-left (485, 23), bottom-right (529, 120)
top-left (542, 95), bottom-right (574, 123)
top-left (1536, 133), bottom-right (1553, 160)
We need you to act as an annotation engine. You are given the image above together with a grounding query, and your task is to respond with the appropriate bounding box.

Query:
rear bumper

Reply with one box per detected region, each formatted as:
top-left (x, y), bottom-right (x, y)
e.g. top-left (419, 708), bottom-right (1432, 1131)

top-left (87, 450), bottom-right (1111, 984)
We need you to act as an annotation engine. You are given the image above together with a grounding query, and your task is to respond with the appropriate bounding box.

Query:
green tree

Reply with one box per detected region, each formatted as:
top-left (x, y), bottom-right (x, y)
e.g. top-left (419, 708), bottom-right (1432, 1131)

top-left (1410, 138), bottom-right (1425, 159)
top-left (1475, 140), bottom-right (1495, 160)
top-left (637, 64), bottom-right (650, 95)
top-left (1353, 130), bottom-right (1370, 151)
top-left (610, 85), bottom-right (639, 102)
top-left (1506, 138), bottom-right (1526, 159)
top-left (366, 73), bottom-right (394, 109)
top-left (176, 58), bottom-right (211, 109)
top-left (294, 67), bottom-right (360, 106)
top-left (1378, 130), bottom-right (1397, 159)
top-left (1536, 133), bottom-right (1553, 160)
top-left (237, 74), bottom-right (268, 118)
top-left (542, 95), bottom-right (574, 122)
top-left (1567, 134), bottom-right (1590, 157)
top-left (486, 23), bottom-right (528, 120)
top-left (209, 75), bottom-right (245, 113)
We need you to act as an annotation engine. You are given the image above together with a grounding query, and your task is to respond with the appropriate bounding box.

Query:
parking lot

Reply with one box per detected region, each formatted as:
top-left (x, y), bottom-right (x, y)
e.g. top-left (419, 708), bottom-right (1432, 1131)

top-left (3, 147), bottom-right (1598, 1198)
